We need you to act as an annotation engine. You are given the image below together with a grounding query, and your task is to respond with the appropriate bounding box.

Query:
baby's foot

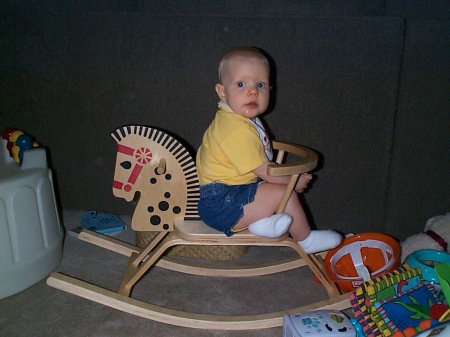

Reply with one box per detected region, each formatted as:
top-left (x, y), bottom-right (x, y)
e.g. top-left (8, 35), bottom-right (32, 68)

top-left (247, 213), bottom-right (292, 238)
top-left (296, 173), bottom-right (313, 192)
top-left (298, 230), bottom-right (342, 253)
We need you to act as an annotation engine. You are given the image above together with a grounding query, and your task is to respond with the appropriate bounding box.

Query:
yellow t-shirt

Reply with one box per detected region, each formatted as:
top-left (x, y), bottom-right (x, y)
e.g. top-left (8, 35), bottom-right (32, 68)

top-left (197, 104), bottom-right (270, 185)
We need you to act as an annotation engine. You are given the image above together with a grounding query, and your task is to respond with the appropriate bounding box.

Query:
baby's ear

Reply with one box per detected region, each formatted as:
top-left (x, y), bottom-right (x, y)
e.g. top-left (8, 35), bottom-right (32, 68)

top-left (215, 83), bottom-right (226, 101)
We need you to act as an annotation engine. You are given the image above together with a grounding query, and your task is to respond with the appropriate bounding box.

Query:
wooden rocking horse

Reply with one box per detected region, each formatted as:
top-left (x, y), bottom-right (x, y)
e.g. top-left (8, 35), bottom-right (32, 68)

top-left (47, 125), bottom-right (350, 330)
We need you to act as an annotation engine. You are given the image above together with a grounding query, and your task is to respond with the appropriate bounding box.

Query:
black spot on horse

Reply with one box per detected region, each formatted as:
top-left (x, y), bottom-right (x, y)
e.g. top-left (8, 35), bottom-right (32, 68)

top-left (158, 201), bottom-right (169, 211)
top-left (150, 215), bottom-right (161, 226)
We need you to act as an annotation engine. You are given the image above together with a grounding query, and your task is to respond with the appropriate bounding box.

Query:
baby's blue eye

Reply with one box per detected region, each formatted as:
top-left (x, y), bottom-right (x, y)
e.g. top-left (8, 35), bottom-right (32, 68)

top-left (257, 82), bottom-right (266, 88)
top-left (237, 82), bottom-right (245, 87)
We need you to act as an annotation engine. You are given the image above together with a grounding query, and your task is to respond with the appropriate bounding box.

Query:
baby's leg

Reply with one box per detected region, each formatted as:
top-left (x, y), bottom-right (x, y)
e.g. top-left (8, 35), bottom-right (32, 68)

top-left (247, 213), bottom-right (292, 238)
top-left (234, 182), bottom-right (310, 237)
top-left (298, 230), bottom-right (342, 253)
top-left (235, 182), bottom-right (341, 253)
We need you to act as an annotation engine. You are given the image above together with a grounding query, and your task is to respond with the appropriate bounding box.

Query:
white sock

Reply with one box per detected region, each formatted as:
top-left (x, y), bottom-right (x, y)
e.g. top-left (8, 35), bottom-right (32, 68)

top-left (247, 213), bottom-right (292, 238)
top-left (298, 230), bottom-right (342, 254)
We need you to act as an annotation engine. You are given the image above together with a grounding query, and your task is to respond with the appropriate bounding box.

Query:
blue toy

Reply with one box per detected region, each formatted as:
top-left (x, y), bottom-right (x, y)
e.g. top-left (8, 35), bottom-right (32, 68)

top-left (80, 211), bottom-right (126, 234)
top-left (404, 249), bottom-right (450, 284)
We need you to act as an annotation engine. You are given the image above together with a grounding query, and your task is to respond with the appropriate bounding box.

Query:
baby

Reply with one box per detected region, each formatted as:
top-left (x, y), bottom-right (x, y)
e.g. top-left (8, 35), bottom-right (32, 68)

top-left (196, 47), bottom-right (342, 254)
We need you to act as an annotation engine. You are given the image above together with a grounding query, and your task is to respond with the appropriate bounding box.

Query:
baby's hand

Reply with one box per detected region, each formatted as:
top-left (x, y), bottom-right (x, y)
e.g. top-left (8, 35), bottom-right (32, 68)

top-left (295, 173), bottom-right (313, 192)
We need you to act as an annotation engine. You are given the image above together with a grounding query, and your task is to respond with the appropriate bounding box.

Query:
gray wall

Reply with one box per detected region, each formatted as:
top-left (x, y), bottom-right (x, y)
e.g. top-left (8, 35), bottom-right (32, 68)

top-left (1, 1), bottom-right (449, 240)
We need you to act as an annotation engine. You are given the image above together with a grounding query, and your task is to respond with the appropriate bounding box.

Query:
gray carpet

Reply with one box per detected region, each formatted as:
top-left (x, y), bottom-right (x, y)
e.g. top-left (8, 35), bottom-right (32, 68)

top-left (0, 210), bottom-right (344, 337)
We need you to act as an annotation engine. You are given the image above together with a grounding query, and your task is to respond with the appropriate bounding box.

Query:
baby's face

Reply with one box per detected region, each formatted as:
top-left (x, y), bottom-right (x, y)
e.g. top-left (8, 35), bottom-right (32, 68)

top-left (216, 57), bottom-right (270, 119)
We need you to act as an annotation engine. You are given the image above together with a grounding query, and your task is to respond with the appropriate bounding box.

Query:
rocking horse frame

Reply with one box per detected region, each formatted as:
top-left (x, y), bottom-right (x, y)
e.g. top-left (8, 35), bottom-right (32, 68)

top-left (47, 125), bottom-right (350, 330)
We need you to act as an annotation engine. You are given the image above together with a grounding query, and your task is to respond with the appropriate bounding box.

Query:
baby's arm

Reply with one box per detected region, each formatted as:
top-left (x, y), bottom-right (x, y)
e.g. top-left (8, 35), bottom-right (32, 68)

top-left (253, 161), bottom-right (312, 192)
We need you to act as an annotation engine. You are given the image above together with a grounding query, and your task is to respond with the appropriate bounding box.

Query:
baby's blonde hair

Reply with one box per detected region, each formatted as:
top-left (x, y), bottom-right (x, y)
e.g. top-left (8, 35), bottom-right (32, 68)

top-left (218, 47), bottom-right (270, 83)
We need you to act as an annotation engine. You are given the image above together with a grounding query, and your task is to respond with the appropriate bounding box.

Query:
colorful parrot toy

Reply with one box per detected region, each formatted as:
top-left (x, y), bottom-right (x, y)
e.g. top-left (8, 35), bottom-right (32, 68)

top-left (2, 127), bottom-right (41, 164)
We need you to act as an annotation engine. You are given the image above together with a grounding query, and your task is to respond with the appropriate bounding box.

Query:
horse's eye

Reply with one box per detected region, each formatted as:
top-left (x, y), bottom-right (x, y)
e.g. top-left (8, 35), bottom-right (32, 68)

top-left (120, 161), bottom-right (132, 169)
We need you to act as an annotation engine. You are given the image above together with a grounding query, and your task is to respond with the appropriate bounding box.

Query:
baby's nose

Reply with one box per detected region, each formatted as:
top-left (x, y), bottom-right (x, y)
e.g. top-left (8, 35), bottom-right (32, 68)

top-left (248, 86), bottom-right (258, 95)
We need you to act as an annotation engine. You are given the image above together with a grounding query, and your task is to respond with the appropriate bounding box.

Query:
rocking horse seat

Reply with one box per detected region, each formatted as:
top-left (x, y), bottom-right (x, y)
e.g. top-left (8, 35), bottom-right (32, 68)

top-left (174, 219), bottom-right (289, 243)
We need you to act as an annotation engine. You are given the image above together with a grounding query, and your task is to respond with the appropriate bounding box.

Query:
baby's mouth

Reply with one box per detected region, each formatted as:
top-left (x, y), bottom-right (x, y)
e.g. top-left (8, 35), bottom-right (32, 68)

top-left (245, 102), bottom-right (258, 109)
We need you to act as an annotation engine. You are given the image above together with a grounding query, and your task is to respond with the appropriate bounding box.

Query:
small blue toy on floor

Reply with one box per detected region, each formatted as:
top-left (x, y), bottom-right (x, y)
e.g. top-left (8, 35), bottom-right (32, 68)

top-left (68, 211), bottom-right (126, 237)
top-left (81, 211), bottom-right (127, 234)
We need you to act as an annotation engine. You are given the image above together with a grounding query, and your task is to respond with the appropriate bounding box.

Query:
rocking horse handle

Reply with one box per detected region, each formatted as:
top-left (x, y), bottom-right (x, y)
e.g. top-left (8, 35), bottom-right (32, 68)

top-left (268, 141), bottom-right (318, 176)
top-left (268, 141), bottom-right (318, 214)
top-left (156, 158), bottom-right (166, 175)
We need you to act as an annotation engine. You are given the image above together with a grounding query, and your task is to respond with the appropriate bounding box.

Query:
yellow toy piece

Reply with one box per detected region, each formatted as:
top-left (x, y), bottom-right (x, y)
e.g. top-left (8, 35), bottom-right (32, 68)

top-left (11, 146), bottom-right (20, 163)
top-left (9, 130), bottom-right (24, 142)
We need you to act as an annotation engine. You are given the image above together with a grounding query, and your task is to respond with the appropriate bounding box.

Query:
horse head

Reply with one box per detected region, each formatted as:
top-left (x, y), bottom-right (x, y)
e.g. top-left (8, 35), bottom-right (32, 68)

top-left (111, 125), bottom-right (199, 231)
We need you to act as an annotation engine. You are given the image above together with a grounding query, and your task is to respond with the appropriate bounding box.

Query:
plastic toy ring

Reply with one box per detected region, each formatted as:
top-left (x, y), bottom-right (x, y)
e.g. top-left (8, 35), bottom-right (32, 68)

top-left (404, 249), bottom-right (450, 284)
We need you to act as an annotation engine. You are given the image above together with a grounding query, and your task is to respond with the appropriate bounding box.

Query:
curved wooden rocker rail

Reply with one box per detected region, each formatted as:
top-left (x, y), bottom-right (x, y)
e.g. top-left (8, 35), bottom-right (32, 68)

top-left (47, 126), bottom-right (350, 330)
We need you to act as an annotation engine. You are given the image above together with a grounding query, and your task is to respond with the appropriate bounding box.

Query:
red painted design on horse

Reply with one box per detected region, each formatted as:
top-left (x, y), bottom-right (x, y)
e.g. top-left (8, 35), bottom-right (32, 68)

top-left (117, 144), bottom-right (135, 156)
top-left (128, 164), bottom-right (143, 185)
top-left (113, 180), bottom-right (124, 190)
top-left (135, 147), bottom-right (152, 165)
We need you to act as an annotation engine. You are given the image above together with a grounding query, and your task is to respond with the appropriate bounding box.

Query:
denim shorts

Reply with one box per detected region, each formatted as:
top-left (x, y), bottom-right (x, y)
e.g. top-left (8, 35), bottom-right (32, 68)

top-left (198, 180), bottom-right (261, 236)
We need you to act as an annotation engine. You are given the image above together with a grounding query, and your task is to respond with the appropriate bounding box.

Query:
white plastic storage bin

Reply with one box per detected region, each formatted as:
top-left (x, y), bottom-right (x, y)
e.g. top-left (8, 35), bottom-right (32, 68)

top-left (0, 139), bottom-right (63, 299)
